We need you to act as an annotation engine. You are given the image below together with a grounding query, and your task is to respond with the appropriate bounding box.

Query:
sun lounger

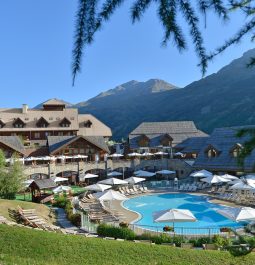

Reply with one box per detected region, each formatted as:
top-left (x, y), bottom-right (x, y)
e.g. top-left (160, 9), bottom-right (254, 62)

top-left (203, 244), bottom-right (219, 250)
top-left (181, 243), bottom-right (194, 249)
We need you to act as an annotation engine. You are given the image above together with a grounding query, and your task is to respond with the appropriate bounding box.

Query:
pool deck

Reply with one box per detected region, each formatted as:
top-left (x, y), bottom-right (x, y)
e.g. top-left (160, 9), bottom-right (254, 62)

top-left (112, 189), bottom-right (241, 224)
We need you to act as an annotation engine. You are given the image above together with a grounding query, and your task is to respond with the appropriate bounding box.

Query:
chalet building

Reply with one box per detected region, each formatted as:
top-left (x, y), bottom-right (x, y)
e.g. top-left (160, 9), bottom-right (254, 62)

top-left (174, 136), bottom-right (209, 158)
top-left (0, 99), bottom-right (111, 160)
top-left (0, 136), bottom-right (26, 158)
top-left (129, 121), bottom-right (207, 153)
top-left (0, 99), bottom-right (112, 147)
top-left (47, 135), bottom-right (109, 161)
top-left (193, 126), bottom-right (255, 174)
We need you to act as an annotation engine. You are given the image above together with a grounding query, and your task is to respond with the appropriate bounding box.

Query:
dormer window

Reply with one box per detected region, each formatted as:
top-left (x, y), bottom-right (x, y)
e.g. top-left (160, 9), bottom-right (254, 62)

top-left (13, 118), bottom-right (25, 128)
top-left (59, 117), bottom-right (71, 128)
top-left (205, 145), bottom-right (219, 158)
top-left (36, 117), bottom-right (49, 128)
top-left (0, 120), bottom-right (5, 128)
top-left (84, 120), bottom-right (92, 128)
top-left (160, 134), bottom-right (173, 146)
top-left (230, 143), bottom-right (243, 158)
top-left (137, 134), bottom-right (150, 147)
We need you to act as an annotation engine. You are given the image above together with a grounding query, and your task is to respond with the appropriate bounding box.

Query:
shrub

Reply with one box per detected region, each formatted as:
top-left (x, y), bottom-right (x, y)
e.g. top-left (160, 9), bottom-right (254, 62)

top-left (119, 222), bottom-right (129, 228)
top-left (69, 213), bottom-right (81, 227)
top-left (97, 224), bottom-right (136, 240)
top-left (212, 235), bottom-right (231, 249)
top-left (53, 196), bottom-right (69, 208)
top-left (172, 236), bottom-right (185, 247)
top-left (189, 237), bottom-right (211, 247)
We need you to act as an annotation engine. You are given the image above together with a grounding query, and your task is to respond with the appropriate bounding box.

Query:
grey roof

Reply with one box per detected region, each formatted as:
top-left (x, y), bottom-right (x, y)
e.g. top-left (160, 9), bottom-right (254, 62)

top-left (47, 135), bottom-right (110, 154)
top-left (129, 121), bottom-right (207, 148)
top-left (43, 99), bottom-right (66, 106)
top-left (175, 136), bottom-right (209, 154)
top-left (0, 136), bottom-right (25, 155)
top-left (193, 125), bottom-right (255, 172)
top-left (31, 179), bottom-right (56, 190)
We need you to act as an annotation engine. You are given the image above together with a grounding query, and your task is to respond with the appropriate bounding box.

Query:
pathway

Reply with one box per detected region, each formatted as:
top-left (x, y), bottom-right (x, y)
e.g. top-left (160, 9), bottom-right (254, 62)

top-left (54, 208), bottom-right (79, 231)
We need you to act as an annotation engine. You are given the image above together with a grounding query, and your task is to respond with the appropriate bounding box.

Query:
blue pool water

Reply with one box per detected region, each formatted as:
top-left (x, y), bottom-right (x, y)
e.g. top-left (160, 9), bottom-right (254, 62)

top-left (123, 193), bottom-right (245, 235)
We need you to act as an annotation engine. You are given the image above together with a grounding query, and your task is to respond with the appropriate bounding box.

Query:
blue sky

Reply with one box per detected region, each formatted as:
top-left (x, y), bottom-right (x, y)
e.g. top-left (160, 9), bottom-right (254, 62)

top-left (0, 1), bottom-right (254, 107)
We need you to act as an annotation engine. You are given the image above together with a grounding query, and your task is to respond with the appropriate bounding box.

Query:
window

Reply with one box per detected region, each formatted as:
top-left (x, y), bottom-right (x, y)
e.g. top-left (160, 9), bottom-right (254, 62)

top-left (84, 120), bottom-right (92, 128)
top-left (59, 118), bottom-right (71, 128)
top-left (207, 148), bottom-right (218, 158)
top-left (34, 132), bottom-right (40, 139)
top-left (231, 144), bottom-right (243, 158)
top-left (58, 132), bottom-right (64, 136)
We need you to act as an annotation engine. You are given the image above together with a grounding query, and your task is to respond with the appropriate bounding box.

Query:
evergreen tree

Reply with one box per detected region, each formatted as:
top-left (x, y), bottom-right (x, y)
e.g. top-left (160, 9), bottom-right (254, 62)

top-left (0, 153), bottom-right (25, 200)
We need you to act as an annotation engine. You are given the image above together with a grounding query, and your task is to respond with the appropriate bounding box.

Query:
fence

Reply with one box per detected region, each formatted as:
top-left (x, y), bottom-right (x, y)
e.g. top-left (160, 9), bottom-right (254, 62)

top-left (128, 223), bottom-right (232, 239)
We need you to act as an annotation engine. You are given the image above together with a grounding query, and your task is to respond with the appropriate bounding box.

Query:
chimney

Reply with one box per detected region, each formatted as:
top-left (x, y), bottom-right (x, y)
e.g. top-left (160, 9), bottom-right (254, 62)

top-left (22, 104), bottom-right (28, 114)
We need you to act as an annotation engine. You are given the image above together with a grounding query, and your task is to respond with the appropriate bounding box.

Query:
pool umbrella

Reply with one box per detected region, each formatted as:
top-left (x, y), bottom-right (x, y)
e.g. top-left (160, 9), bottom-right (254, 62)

top-left (136, 171), bottom-right (156, 178)
top-left (154, 151), bottom-right (168, 155)
top-left (53, 185), bottom-right (71, 194)
top-left (108, 153), bottom-right (124, 158)
top-left (85, 183), bottom-right (112, 192)
top-left (94, 189), bottom-right (127, 201)
top-left (217, 207), bottom-right (255, 222)
top-left (72, 154), bottom-right (88, 159)
top-left (99, 178), bottom-right (128, 185)
top-left (141, 152), bottom-right (154, 157)
top-left (153, 209), bottom-right (197, 228)
top-left (190, 170), bottom-right (212, 178)
top-left (229, 179), bottom-right (255, 190)
top-left (174, 152), bottom-right (185, 157)
top-left (134, 170), bottom-right (147, 175)
top-left (220, 174), bottom-right (239, 180)
top-left (107, 171), bottom-right (122, 177)
top-left (53, 177), bottom-right (68, 183)
top-left (124, 177), bottom-right (145, 184)
top-left (156, 170), bottom-right (176, 175)
top-left (128, 152), bottom-right (142, 157)
top-left (79, 173), bottom-right (98, 182)
top-left (201, 175), bottom-right (231, 184)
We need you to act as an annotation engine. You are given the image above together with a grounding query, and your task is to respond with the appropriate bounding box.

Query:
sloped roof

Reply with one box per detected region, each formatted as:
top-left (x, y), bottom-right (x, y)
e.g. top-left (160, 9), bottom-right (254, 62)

top-left (193, 125), bottom-right (255, 171)
top-left (175, 136), bottom-right (209, 154)
top-left (77, 114), bottom-right (112, 137)
top-left (31, 179), bottom-right (56, 190)
top-left (130, 121), bottom-right (200, 135)
top-left (0, 107), bottom-right (79, 132)
top-left (0, 136), bottom-right (25, 155)
top-left (47, 135), bottom-right (110, 154)
top-left (43, 99), bottom-right (66, 106)
top-left (129, 121), bottom-right (207, 148)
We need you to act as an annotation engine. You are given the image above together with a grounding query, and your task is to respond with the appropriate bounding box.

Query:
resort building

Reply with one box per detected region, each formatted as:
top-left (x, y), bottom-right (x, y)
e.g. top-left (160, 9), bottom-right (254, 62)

top-left (174, 136), bottom-right (209, 158)
top-left (128, 121), bottom-right (207, 153)
top-left (0, 99), bottom-right (112, 147)
top-left (0, 99), bottom-right (112, 160)
top-left (193, 125), bottom-right (255, 174)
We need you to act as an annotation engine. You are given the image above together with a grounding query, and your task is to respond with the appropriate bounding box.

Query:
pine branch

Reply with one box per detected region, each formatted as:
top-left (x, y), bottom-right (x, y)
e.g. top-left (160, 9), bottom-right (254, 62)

top-left (158, 0), bottom-right (186, 50)
top-left (209, 0), bottom-right (228, 19)
top-left (179, 0), bottom-right (207, 75)
top-left (208, 18), bottom-right (255, 60)
top-left (131, 0), bottom-right (153, 22)
top-left (99, 0), bottom-right (125, 20)
top-left (72, 0), bottom-right (88, 86)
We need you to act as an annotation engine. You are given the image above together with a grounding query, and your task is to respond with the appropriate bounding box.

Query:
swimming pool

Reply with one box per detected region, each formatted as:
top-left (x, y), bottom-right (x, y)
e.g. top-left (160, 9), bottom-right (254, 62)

top-left (123, 193), bottom-right (245, 235)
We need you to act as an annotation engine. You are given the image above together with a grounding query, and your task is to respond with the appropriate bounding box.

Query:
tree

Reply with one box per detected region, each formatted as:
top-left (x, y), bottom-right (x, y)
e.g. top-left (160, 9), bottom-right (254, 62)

top-left (0, 153), bottom-right (25, 200)
top-left (72, 0), bottom-right (229, 84)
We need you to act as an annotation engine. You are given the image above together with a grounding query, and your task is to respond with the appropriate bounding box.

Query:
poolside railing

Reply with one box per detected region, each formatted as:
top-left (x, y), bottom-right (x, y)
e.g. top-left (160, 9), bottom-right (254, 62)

top-left (127, 223), bottom-right (242, 239)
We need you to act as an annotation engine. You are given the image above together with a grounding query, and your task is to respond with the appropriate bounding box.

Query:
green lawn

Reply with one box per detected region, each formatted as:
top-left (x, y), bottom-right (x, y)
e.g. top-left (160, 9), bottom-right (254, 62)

top-left (0, 199), bottom-right (56, 224)
top-left (0, 225), bottom-right (255, 265)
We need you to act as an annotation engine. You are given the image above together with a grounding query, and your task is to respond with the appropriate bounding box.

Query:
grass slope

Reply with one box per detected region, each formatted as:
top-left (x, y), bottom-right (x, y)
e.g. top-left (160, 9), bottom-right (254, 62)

top-left (0, 199), bottom-right (56, 224)
top-left (0, 225), bottom-right (254, 265)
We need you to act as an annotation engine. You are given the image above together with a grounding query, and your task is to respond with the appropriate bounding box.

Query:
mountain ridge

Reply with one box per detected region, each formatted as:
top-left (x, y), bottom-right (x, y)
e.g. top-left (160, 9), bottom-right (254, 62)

top-left (34, 49), bottom-right (255, 140)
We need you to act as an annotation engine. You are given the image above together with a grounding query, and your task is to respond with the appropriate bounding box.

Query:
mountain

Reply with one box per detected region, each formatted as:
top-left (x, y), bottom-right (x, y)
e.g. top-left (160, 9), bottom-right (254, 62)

top-left (76, 49), bottom-right (255, 140)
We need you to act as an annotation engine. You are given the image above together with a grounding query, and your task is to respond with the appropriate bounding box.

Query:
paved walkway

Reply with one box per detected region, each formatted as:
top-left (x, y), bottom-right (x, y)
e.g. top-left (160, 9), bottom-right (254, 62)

top-left (54, 208), bottom-right (79, 231)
